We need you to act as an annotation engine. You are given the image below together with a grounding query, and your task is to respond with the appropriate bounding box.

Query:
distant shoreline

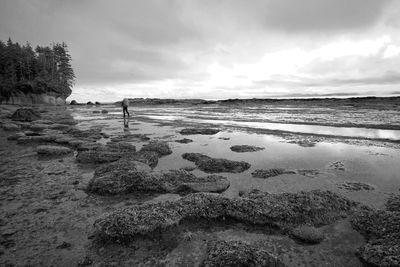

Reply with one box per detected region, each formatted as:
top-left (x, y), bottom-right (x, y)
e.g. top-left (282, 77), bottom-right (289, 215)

top-left (69, 95), bottom-right (400, 105)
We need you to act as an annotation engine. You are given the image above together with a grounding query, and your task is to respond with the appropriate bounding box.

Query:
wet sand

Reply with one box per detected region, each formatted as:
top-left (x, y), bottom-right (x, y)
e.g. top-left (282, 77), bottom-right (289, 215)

top-left (0, 103), bottom-right (399, 266)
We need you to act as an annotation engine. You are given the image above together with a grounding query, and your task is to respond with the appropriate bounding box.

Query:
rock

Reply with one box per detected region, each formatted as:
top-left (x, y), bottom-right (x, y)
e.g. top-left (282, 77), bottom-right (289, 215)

top-left (87, 164), bottom-right (229, 195)
top-left (95, 101), bottom-right (101, 105)
top-left (7, 132), bottom-right (26, 140)
top-left (296, 169), bottom-right (320, 177)
top-left (64, 128), bottom-right (103, 140)
top-left (87, 101), bottom-right (94, 105)
top-left (70, 100), bottom-right (78, 105)
top-left (351, 207), bottom-right (400, 267)
top-left (127, 151), bottom-right (159, 168)
top-left (202, 240), bottom-right (284, 267)
top-left (180, 128), bottom-right (220, 135)
top-left (338, 181), bottom-right (375, 191)
top-left (94, 189), bottom-right (358, 241)
top-left (2, 123), bottom-right (20, 131)
top-left (218, 137), bottom-right (230, 140)
top-left (29, 123), bottom-right (48, 131)
top-left (77, 142), bottom-right (104, 151)
top-left (101, 110), bottom-right (108, 114)
top-left (291, 225), bottom-right (325, 244)
top-left (386, 194), bottom-right (400, 212)
top-left (110, 134), bottom-right (150, 142)
top-left (101, 132), bottom-right (110, 138)
top-left (106, 142), bottom-right (136, 152)
top-left (182, 153), bottom-right (250, 173)
top-left (17, 135), bottom-right (57, 144)
top-left (251, 169), bottom-right (295, 179)
top-left (329, 161), bottom-right (345, 171)
top-left (175, 138), bottom-right (193, 144)
top-left (11, 108), bottom-right (41, 122)
top-left (230, 145), bottom-right (264, 153)
top-left (87, 160), bottom-right (153, 194)
top-left (76, 149), bottom-right (122, 164)
top-left (36, 145), bottom-right (72, 156)
top-left (93, 110), bottom-right (100, 114)
top-left (67, 139), bottom-right (86, 148)
top-left (140, 141), bottom-right (172, 156)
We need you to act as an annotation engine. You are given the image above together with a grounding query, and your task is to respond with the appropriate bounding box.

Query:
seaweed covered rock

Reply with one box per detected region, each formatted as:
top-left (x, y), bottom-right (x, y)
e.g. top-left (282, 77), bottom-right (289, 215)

top-left (338, 181), bottom-right (375, 191)
top-left (180, 128), bottom-right (220, 135)
top-left (251, 169), bottom-right (295, 179)
top-left (76, 149), bottom-right (123, 164)
top-left (11, 108), bottom-right (41, 122)
top-left (230, 145), bottom-right (264, 153)
top-left (87, 164), bottom-right (229, 195)
top-left (2, 123), bottom-right (20, 131)
top-left (87, 160), bottom-right (154, 194)
top-left (36, 145), bottom-right (72, 156)
top-left (386, 194), bottom-right (400, 212)
top-left (175, 138), bottom-right (193, 144)
top-left (351, 208), bottom-right (400, 267)
top-left (201, 240), bottom-right (284, 267)
top-left (110, 134), bottom-right (150, 143)
top-left (94, 189), bottom-right (358, 241)
top-left (291, 225), bottom-right (325, 244)
top-left (140, 141), bottom-right (172, 156)
top-left (182, 153), bottom-right (250, 173)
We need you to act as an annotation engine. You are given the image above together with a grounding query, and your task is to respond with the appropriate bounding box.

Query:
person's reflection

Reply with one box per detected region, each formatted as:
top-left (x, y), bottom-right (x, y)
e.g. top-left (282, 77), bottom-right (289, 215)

top-left (123, 117), bottom-right (130, 131)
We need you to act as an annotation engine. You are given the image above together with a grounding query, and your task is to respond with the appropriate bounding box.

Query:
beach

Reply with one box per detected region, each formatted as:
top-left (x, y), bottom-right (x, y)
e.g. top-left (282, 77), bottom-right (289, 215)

top-left (0, 99), bottom-right (399, 266)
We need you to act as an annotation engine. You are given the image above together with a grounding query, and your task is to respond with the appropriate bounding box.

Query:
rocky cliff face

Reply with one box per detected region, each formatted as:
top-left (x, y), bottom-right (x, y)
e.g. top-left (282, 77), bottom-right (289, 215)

top-left (0, 93), bottom-right (66, 105)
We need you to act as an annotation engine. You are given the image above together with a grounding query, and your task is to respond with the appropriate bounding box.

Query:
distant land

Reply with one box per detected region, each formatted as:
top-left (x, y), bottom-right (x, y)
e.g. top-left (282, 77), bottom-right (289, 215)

top-left (67, 96), bottom-right (400, 107)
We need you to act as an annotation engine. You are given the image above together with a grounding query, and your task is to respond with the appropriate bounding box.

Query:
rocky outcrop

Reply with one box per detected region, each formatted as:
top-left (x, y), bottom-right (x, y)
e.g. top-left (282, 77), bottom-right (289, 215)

top-left (202, 240), bottom-right (284, 267)
top-left (11, 108), bottom-right (41, 122)
top-left (351, 196), bottom-right (400, 266)
top-left (94, 189), bottom-right (358, 241)
top-left (140, 141), bottom-right (172, 156)
top-left (338, 181), bottom-right (375, 191)
top-left (36, 145), bottom-right (72, 156)
top-left (230, 145), bottom-right (264, 153)
top-left (175, 138), bottom-right (193, 144)
top-left (182, 153), bottom-right (250, 173)
top-left (251, 169), bottom-right (296, 179)
top-left (87, 162), bottom-right (229, 195)
top-left (180, 128), bottom-right (220, 135)
top-left (0, 93), bottom-right (66, 105)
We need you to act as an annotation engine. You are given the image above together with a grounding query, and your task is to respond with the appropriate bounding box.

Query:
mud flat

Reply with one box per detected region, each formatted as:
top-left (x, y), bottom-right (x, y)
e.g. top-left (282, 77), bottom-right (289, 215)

top-left (1, 102), bottom-right (400, 266)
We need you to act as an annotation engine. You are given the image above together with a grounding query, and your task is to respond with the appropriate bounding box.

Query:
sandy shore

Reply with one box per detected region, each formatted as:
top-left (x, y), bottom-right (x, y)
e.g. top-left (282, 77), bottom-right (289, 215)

top-left (0, 104), bottom-right (399, 266)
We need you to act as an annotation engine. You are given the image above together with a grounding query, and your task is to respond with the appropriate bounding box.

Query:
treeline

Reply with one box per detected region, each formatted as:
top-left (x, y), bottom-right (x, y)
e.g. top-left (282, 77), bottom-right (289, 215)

top-left (0, 38), bottom-right (75, 99)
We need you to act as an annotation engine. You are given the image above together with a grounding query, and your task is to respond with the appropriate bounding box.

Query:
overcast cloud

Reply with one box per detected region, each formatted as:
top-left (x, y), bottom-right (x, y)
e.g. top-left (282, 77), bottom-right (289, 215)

top-left (1, 0), bottom-right (400, 102)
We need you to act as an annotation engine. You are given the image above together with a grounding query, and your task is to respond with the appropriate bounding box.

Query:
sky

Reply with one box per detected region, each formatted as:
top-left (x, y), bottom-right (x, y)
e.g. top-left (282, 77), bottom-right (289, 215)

top-left (1, 0), bottom-right (400, 102)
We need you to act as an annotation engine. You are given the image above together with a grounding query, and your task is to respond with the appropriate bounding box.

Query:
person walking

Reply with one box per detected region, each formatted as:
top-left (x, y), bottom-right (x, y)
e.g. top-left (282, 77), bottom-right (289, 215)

top-left (122, 98), bottom-right (130, 117)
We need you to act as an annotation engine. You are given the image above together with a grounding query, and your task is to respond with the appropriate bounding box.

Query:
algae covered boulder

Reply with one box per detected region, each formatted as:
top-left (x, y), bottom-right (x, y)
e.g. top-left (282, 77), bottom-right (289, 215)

top-left (93, 189), bottom-right (358, 241)
top-left (202, 240), bottom-right (284, 267)
top-left (87, 163), bottom-right (229, 195)
top-left (230, 145), bottom-right (264, 153)
top-left (140, 141), bottom-right (172, 156)
top-left (351, 196), bottom-right (400, 267)
top-left (36, 145), bottom-right (72, 156)
top-left (182, 153), bottom-right (250, 173)
top-left (251, 169), bottom-right (295, 179)
top-left (11, 108), bottom-right (41, 122)
top-left (180, 128), bottom-right (220, 135)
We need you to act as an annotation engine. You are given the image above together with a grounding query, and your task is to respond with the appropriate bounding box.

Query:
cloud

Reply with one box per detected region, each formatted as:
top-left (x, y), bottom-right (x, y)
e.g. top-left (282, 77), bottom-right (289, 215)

top-left (0, 0), bottom-right (399, 101)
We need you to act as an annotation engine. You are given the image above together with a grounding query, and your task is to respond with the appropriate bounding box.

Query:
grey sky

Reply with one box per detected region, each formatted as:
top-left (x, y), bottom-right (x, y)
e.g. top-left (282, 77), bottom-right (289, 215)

top-left (1, 0), bottom-right (399, 101)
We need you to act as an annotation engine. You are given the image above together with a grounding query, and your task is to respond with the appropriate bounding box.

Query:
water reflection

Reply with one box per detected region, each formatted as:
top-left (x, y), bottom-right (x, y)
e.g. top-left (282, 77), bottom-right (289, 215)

top-left (146, 115), bottom-right (400, 141)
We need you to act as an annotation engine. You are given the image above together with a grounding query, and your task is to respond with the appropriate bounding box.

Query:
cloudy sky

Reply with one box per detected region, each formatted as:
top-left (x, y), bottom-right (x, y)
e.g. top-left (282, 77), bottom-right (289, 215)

top-left (1, 0), bottom-right (400, 102)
